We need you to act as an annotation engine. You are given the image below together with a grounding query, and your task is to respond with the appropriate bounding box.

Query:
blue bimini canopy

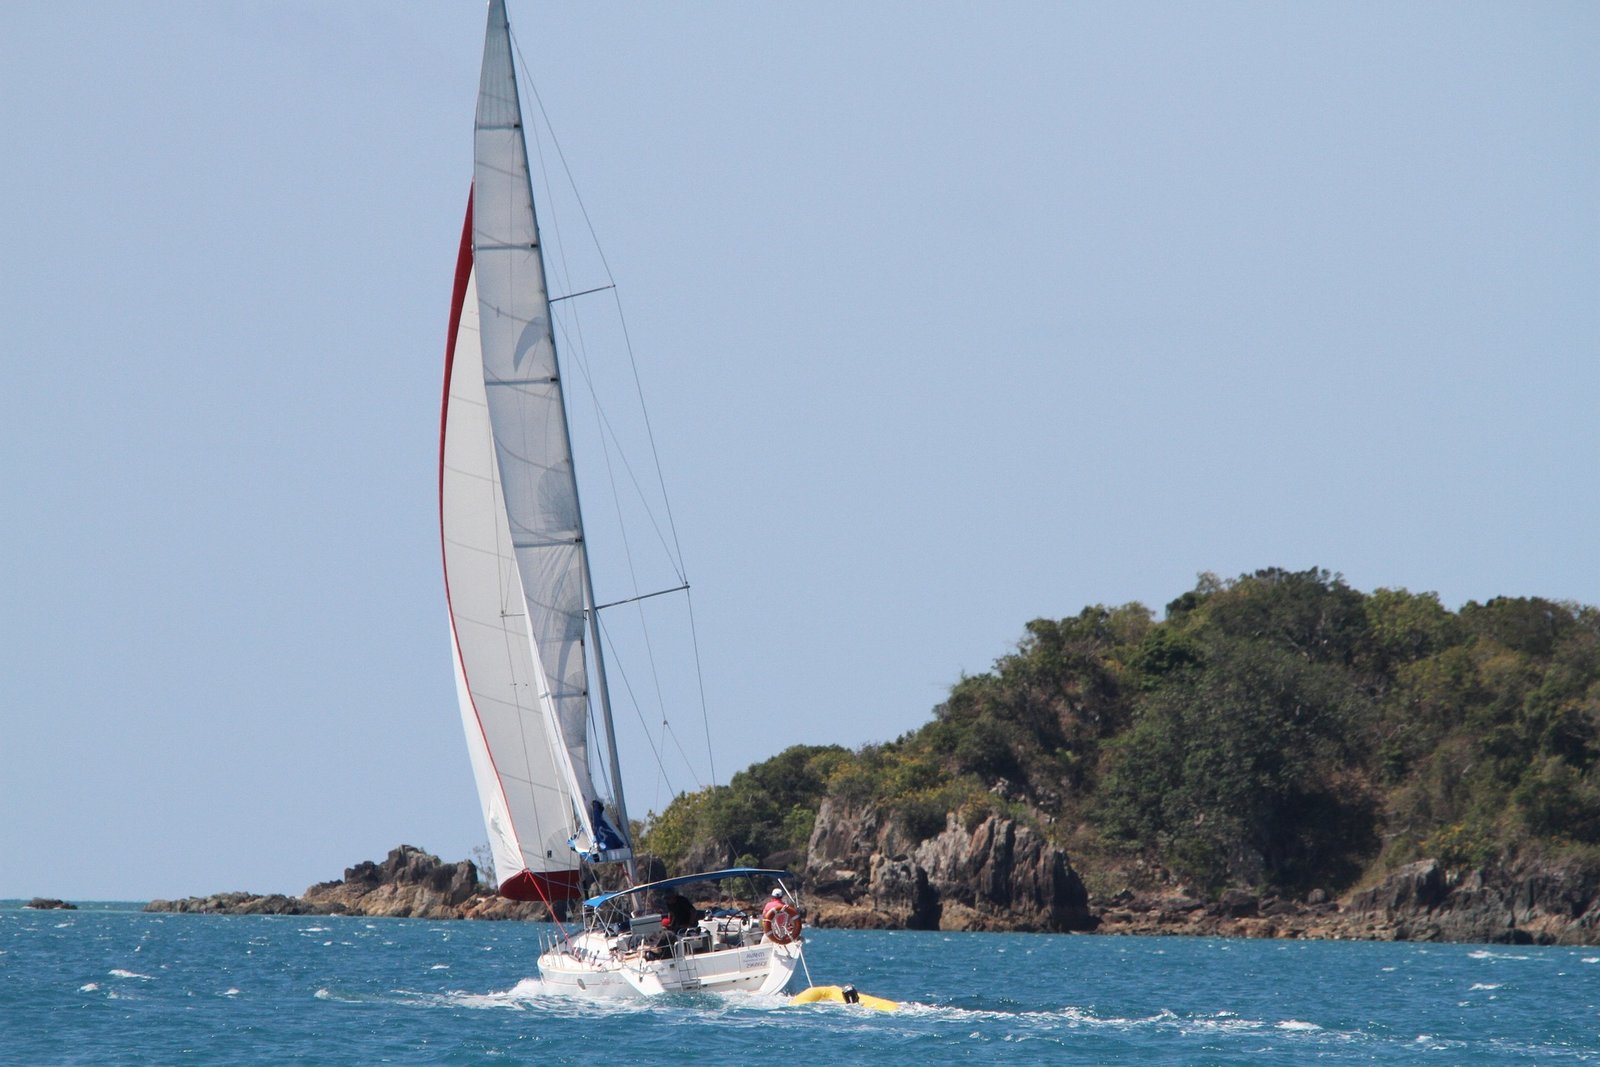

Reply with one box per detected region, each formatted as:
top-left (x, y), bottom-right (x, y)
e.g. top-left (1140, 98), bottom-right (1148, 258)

top-left (585, 868), bottom-right (794, 909)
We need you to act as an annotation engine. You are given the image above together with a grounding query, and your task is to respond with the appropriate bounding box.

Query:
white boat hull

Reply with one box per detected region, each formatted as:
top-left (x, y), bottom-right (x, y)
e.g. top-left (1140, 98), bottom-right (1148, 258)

top-left (538, 930), bottom-right (803, 998)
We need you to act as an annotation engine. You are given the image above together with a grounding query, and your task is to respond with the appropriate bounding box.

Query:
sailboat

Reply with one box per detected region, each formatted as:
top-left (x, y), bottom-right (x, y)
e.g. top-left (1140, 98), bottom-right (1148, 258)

top-left (438, 0), bottom-right (805, 998)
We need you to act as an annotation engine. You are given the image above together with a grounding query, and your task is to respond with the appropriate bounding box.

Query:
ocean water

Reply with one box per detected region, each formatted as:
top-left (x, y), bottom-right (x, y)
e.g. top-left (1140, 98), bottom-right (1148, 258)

top-left (4, 902), bottom-right (1598, 1064)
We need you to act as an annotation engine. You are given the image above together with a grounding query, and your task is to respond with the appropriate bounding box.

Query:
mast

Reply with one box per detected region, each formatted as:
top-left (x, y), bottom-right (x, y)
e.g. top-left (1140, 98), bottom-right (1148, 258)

top-left (586, 582), bottom-right (635, 840)
top-left (580, 494), bottom-right (637, 882)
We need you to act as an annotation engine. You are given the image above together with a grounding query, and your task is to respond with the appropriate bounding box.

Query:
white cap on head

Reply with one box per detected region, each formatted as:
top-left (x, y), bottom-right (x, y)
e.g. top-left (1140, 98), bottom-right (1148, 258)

top-left (771, 888), bottom-right (783, 898)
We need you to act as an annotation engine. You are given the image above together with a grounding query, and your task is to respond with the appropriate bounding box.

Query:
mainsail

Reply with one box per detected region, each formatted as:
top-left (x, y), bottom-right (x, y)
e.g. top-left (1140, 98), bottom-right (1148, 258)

top-left (440, 0), bottom-right (630, 903)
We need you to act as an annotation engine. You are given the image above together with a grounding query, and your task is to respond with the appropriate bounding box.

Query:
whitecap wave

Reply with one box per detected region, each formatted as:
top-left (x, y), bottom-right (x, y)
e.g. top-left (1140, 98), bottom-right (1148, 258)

top-left (384, 980), bottom-right (562, 1013)
top-left (79, 982), bottom-right (99, 992)
top-left (1186, 1013), bottom-right (1267, 1035)
top-left (430, 990), bottom-right (532, 1011)
top-left (1469, 982), bottom-right (1501, 991)
top-left (109, 969), bottom-right (153, 980)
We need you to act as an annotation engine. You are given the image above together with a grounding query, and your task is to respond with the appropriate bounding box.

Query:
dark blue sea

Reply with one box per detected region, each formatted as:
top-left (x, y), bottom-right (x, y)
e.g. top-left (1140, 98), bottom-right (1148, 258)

top-left (5, 901), bottom-right (1598, 1064)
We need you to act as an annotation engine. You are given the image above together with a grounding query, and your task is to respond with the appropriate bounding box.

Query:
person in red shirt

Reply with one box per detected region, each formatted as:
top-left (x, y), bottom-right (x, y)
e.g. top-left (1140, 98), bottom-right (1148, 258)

top-left (761, 887), bottom-right (801, 943)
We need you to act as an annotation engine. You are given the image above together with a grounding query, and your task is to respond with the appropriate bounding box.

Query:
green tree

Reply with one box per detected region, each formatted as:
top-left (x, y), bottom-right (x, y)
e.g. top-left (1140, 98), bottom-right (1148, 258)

top-left (1097, 639), bottom-right (1377, 892)
top-left (1194, 567), bottom-right (1368, 665)
top-left (640, 745), bottom-right (851, 873)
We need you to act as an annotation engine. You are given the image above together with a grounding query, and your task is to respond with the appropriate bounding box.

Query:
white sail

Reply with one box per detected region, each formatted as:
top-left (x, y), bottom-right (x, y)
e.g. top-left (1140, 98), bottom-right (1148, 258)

top-left (441, 202), bottom-right (578, 900)
top-left (440, 0), bottom-right (627, 904)
top-left (439, 2), bottom-right (805, 998)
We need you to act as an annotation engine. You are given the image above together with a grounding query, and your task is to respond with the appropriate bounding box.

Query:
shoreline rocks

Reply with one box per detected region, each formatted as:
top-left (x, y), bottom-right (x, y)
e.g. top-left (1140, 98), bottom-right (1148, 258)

top-left (140, 837), bottom-right (1600, 945)
top-left (145, 845), bottom-right (550, 921)
top-left (800, 797), bottom-right (1600, 945)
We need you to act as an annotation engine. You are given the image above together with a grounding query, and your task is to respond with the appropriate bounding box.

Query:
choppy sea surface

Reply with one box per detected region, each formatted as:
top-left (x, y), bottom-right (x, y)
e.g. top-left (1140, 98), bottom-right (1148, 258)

top-left (4, 901), bottom-right (1598, 1064)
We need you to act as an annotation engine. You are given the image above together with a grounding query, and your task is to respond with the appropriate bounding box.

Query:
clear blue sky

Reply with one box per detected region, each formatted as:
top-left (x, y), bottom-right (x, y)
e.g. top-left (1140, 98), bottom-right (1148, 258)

top-left (3, 1), bottom-right (1595, 900)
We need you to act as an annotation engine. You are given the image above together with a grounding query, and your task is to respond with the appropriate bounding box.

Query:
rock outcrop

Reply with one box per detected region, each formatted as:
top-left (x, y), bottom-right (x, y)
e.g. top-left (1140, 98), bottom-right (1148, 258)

top-left (24, 898), bottom-right (76, 910)
top-left (800, 798), bottom-right (1600, 943)
top-left (1337, 856), bottom-right (1600, 945)
top-left (1090, 887), bottom-right (1348, 940)
top-left (301, 845), bottom-right (484, 919)
top-left (1054, 856), bottom-right (1600, 945)
top-left (145, 891), bottom-right (333, 916)
top-left (804, 798), bottom-right (1097, 932)
top-left (145, 845), bottom-right (548, 920)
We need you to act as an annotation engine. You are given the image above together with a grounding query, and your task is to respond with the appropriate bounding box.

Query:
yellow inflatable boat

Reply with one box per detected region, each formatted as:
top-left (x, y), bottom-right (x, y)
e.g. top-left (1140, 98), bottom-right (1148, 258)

top-left (789, 984), bottom-right (899, 1012)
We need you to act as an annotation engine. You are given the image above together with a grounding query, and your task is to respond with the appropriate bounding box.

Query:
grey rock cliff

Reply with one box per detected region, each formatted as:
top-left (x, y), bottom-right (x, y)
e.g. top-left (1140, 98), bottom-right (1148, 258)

top-left (804, 797), bottom-right (1097, 931)
top-left (1341, 856), bottom-right (1600, 945)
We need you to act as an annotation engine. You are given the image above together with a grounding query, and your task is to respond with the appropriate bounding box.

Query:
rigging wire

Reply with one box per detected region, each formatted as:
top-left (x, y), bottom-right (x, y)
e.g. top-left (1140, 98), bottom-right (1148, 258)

top-left (592, 607), bottom-right (715, 804)
top-left (510, 29), bottom-right (724, 800)
top-left (683, 589), bottom-right (719, 792)
top-left (513, 37), bottom-right (660, 817)
top-left (536, 200), bottom-right (681, 814)
top-left (519, 49), bottom-right (693, 577)
top-left (518, 88), bottom-right (627, 817)
top-left (514, 44), bottom-right (683, 583)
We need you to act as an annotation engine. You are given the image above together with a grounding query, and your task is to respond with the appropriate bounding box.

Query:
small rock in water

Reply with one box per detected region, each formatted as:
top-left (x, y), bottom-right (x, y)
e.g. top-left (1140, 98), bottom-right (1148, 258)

top-left (25, 898), bottom-right (76, 910)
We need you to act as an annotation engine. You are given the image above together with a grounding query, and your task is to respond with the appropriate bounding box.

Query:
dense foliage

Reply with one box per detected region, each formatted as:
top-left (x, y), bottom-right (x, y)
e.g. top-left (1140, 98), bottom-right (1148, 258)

top-left (640, 569), bottom-right (1600, 897)
top-left (640, 744), bottom-right (851, 871)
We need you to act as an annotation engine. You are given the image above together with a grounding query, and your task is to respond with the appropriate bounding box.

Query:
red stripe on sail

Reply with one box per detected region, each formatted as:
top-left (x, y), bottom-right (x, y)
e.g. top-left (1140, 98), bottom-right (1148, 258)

top-left (440, 189), bottom-right (539, 896)
top-left (439, 187), bottom-right (475, 446)
top-left (501, 869), bottom-right (582, 902)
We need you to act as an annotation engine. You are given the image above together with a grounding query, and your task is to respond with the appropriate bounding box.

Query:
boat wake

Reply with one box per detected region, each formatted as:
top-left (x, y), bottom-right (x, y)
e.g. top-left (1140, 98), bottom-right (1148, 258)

top-left (376, 978), bottom-right (652, 1015)
top-left (383, 980), bottom-right (835, 1018)
top-left (830, 1001), bottom-right (1361, 1044)
top-left (273, 975), bottom-right (1600, 1060)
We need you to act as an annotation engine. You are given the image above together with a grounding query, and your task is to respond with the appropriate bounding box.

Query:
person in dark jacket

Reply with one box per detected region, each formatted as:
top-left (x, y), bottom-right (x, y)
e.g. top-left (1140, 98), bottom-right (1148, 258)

top-left (664, 892), bottom-right (698, 934)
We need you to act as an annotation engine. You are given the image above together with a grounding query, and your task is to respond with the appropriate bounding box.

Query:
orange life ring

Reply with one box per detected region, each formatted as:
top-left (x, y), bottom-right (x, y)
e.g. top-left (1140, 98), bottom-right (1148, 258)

top-left (763, 901), bottom-right (802, 945)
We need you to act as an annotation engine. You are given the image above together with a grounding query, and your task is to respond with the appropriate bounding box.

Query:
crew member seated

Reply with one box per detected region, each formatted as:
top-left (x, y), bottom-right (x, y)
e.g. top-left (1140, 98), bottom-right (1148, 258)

top-left (659, 891), bottom-right (701, 948)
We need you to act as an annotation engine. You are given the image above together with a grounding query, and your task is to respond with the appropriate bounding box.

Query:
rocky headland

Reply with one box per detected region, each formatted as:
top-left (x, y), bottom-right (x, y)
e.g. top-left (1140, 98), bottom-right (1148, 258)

top-left (142, 832), bottom-right (1600, 945)
top-left (800, 798), bottom-right (1600, 945)
top-left (144, 578), bottom-right (1600, 946)
top-left (630, 579), bottom-right (1600, 947)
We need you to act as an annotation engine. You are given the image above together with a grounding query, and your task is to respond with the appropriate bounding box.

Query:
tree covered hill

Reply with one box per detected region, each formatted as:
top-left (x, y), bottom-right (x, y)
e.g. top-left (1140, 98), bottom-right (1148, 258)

top-left (640, 568), bottom-right (1600, 901)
